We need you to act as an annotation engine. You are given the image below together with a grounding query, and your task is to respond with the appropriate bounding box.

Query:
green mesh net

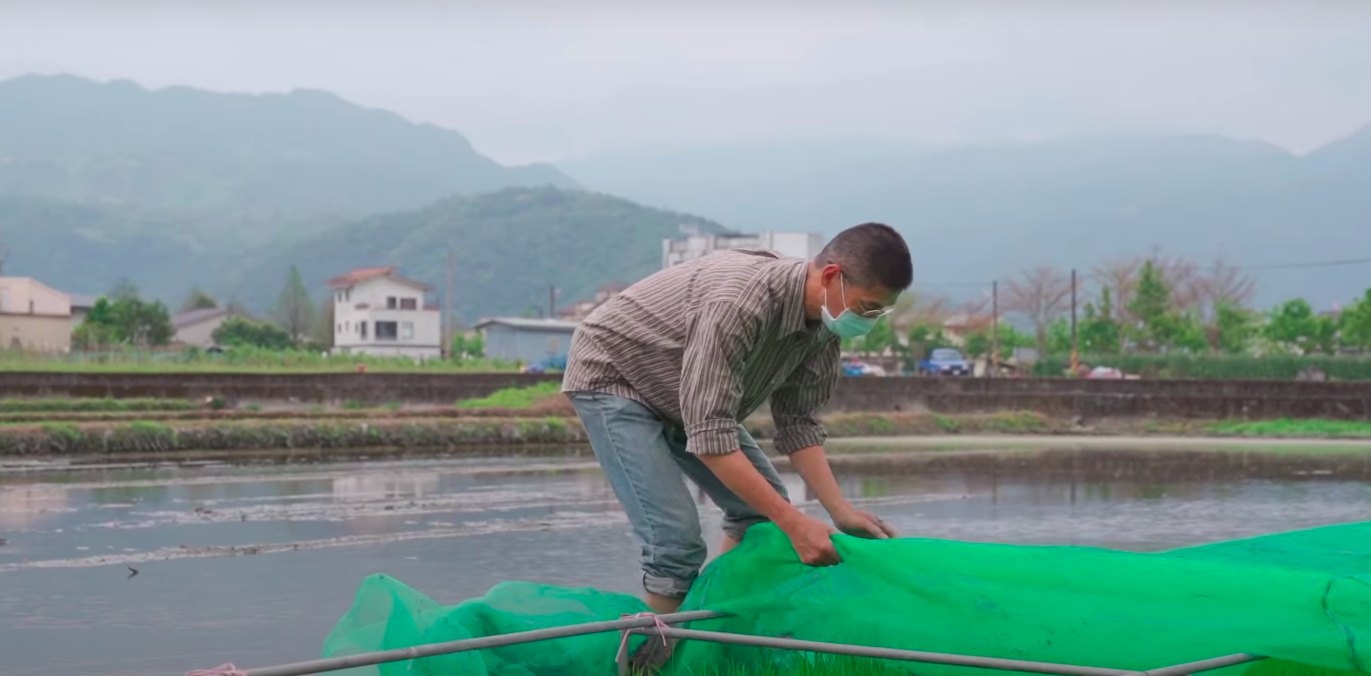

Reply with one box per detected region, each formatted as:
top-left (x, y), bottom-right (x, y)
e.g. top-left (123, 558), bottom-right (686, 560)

top-left (320, 521), bottom-right (1371, 675)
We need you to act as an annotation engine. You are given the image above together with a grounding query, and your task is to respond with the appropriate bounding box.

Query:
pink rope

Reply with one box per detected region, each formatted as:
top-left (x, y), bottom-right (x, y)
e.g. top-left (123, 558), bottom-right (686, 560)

top-left (186, 664), bottom-right (247, 676)
top-left (618, 611), bottom-right (672, 657)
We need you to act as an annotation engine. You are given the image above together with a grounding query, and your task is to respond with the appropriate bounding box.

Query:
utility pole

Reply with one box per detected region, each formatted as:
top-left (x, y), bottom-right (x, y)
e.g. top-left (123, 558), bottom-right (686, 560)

top-left (548, 285), bottom-right (558, 321)
top-left (990, 280), bottom-right (999, 378)
top-left (1070, 268), bottom-right (1079, 374)
top-left (445, 251), bottom-right (455, 357)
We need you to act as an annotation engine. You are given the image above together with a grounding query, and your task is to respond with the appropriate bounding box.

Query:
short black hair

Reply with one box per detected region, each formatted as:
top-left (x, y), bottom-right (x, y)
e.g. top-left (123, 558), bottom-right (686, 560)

top-left (815, 222), bottom-right (912, 291)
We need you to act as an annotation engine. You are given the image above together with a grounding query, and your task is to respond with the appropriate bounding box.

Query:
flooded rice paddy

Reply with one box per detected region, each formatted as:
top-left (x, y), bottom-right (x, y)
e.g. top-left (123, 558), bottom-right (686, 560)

top-left (3, 440), bottom-right (1370, 676)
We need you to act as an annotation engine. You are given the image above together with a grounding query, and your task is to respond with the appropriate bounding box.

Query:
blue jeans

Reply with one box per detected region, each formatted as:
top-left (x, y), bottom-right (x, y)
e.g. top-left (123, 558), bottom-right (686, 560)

top-left (567, 391), bottom-right (790, 599)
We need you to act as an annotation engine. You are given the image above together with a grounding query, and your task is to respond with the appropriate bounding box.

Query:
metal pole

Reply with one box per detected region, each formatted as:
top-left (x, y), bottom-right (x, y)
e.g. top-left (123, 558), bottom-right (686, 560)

top-left (1070, 268), bottom-right (1079, 374)
top-left (634, 627), bottom-right (1134, 676)
top-left (240, 610), bottom-right (725, 676)
top-left (1139, 653), bottom-right (1264, 676)
top-left (549, 284), bottom-right (557, 320)
top-left (991, 280), bottom-right (999, 378)
top-left (445, 250), bottom-right (455, 357)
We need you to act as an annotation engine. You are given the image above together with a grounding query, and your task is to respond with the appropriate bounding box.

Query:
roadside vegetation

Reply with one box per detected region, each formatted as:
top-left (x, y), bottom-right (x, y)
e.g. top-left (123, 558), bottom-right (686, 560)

top-left (1205, 418), bottom-right (1371, 438)
top-left (457, 381), bottom-right (563, 410)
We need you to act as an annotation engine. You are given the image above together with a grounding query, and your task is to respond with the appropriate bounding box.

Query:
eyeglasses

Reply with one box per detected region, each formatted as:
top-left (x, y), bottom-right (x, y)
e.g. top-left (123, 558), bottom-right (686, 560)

top-left (855, 305), bottom-right (895, 319)
top-left (837, 274), bottom-right (895, 319)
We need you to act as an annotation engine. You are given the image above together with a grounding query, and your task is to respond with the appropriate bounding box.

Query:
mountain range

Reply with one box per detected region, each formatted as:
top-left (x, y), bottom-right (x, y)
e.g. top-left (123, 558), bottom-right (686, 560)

top-left (2, 73), bottom-right (1369, 321)
top-left (564, 130), bottom-right (1371, 307)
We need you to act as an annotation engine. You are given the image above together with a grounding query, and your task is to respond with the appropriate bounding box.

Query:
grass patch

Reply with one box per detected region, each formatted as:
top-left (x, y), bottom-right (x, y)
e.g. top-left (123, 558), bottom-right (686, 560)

top-left (1206, 418), bottom-right (1371, 438)
top-left (457, 381), bottom-right (562, 410)
top-left (0, 397), bottom-right (200, 413)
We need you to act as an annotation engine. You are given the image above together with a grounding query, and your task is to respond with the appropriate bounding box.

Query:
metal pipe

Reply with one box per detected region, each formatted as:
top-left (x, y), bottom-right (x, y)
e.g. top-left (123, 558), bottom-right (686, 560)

top-left (1140, 653), bottom-right (1265, 676)
top-left (240, 610), bottom-right (726, 676)
top-left (632, 627), bottom-right (1135, 676)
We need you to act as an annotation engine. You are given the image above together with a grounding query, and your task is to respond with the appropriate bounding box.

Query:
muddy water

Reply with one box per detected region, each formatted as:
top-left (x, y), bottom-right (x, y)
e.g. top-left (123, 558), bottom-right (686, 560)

top-left (2, 444), bottom-right (1370, 676)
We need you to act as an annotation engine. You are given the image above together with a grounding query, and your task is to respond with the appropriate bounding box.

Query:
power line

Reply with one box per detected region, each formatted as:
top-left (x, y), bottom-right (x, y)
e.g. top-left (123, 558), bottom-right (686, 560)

top-left (914, 254), bottom-right (1371, 291)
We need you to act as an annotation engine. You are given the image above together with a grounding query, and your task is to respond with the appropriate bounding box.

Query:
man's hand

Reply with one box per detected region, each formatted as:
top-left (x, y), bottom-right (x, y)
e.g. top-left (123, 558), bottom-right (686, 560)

top-left (830, 504), bottom-right (897, 540)
top-left (776, 512), bottom-right (840, 566)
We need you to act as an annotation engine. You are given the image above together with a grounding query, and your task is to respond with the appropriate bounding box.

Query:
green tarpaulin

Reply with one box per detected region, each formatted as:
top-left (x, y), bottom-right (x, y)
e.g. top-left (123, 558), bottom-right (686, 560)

top-left (321, 521), bottom-right (1371, 675)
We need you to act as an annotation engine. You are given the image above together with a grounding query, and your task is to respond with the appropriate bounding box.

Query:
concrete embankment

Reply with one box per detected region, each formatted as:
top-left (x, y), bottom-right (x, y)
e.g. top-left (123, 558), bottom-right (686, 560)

top-left (4, 371), bottom-right (1371, 420)
top-left (6, 409), bottom-right (1371, 456)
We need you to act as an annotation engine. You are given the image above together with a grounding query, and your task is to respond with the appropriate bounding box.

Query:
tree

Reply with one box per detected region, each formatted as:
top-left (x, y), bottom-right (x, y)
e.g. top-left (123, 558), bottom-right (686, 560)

top-left (109, 297), bottom-right (174, 346)
top-left (1193, 258), bottom-right (1256, 325)
top-left (213, 317), bottom-right (294, 350)
top-left (74, 296), bottom-right (173, 348)
top-left (452, 332), bottom-right (485, 360)
top-left (1078, 288), bottom-right (1122, 354)
top-left (1212, 302), bottom-right (1257, 355)
top-left (1342, 289), bottom-right (1371, 350)
top-left (311, 297), bottom-right (336, 349)
top-left (1126, 260), bottom-right (1173, 352)
top-left (1092, 257), bottom-right (1143, 324)
top-left (1046, 318), bottom-right (1072, 355)
top-left (272, 265), bottom-right (315, 342)
top-left (1003, 266), bottom-right (1072, 358)
top-left (964, 324), bottom-right (1033, 359)
top-left (1264, 299), bottom-right (1320, 354)
top-left (179, 287), bottom-right (219, 313)
top-left (108, 278), bottom-right (140, 302)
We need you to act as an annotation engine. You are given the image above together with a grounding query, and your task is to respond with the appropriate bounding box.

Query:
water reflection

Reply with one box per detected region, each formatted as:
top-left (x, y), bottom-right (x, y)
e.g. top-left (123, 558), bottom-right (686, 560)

top-left (332, 473), bottom-right (441, 501)
top-left (0, 486), bottom-right (70, 529)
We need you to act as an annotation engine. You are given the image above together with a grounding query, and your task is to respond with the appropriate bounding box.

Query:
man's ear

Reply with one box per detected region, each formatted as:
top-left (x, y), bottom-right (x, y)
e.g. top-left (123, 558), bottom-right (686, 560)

top-left (819, 263), bottom-right (842, 285)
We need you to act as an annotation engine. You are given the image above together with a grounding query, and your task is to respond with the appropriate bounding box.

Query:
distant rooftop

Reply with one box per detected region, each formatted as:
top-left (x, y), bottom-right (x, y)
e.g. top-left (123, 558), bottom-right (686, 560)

top-left (326, 266), bottom-right (432, 291)
top-left (173, 307), bottom-right (231, 329)
top-left (474, 317), bottom-right (580, 332)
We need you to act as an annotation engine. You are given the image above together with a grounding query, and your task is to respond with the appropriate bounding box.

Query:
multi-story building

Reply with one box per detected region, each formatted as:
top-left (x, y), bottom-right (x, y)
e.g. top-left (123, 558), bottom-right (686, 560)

top-left (327, 266), bottom-right (442, 360)
top-left (557, 281), bottom-right (629, 321)
top-left (661, 227), bottom-right (823, 269)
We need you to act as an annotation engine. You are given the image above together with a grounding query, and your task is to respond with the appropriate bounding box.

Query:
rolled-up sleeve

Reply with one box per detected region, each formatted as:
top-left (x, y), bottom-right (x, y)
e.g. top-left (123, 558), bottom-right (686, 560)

top-left (768, 338), bottom-right (840, 454)
top-left (680, 302), bottom-right (758, 456)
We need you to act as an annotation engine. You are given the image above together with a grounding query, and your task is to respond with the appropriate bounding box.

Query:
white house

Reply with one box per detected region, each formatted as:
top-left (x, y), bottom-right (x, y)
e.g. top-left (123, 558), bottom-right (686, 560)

top-left (327, 266), bottom-right (442, 360)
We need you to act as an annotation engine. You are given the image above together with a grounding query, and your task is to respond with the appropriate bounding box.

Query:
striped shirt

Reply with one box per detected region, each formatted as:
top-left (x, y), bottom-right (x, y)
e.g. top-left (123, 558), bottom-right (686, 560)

top-left (562, 249), bottom-right (840, 456)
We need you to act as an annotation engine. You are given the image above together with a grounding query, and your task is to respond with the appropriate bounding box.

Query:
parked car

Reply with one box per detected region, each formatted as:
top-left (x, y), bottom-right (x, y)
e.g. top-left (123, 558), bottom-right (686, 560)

top-left (918, 348), bottom-right (972, 376)
top-left (841, 360), bottom-right (887, 376)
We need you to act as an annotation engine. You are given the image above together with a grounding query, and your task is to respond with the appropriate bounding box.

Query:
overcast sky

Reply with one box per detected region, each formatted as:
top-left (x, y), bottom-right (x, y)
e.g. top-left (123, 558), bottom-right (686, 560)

top-left (3, 0), bottom-right (1370, 164)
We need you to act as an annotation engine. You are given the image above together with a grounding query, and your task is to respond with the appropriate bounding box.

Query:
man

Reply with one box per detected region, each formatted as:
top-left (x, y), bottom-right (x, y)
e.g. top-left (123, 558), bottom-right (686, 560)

top-left (562, 222), bottom-right (912, 615)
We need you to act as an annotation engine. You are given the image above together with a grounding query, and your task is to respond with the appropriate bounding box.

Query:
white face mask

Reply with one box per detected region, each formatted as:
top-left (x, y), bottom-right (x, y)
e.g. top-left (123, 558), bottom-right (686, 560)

top-left (821, 275), bottom-right (879, 339)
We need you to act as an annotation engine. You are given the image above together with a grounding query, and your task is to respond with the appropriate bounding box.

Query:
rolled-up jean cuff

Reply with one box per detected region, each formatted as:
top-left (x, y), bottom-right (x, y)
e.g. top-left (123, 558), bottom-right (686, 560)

top-left (643, 572), bottom-right (694, 600)
top-left (721, 516), bottom-right (771, 543)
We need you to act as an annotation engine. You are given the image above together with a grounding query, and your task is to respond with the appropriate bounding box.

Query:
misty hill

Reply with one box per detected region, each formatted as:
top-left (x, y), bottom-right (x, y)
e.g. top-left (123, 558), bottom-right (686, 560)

top-left (225, 187), bottom-right (725, 323)
top-left (0, 74), bottom-right (577, 243)
top-left (0, 195), bottom-right (207, 299)
top-left (567, 131), bottom-right (1371, 307)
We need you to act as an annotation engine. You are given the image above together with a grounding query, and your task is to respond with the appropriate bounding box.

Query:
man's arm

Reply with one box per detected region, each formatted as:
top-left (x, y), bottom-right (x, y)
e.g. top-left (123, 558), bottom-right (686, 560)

top-left (770, 341), bottom-right (896, 539)
top-left (680, 302), bottom-right (841, 566)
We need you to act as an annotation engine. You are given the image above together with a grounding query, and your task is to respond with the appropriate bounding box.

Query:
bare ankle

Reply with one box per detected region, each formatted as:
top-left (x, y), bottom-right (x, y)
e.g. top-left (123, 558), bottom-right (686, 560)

top-left (645, 592), bottom-right (683, 614)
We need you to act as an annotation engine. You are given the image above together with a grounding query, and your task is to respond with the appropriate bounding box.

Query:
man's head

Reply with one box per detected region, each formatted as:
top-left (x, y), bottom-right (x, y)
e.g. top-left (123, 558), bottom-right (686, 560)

top-left (806, 223), bottom-right (912, 336)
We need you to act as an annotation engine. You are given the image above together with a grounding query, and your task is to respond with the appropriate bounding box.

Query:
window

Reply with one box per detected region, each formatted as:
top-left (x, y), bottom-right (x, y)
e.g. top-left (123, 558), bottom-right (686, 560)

top-left (386, 297), bottom-right (398, 310)
top-left (400, 322), bottom-right (414, 340)
top-left (376, 321), bottom-right (398, 341)
top-left (400, 298), bottom-right (417, 310)
top-left (0, 289), bottom-right (8, 312)
top-left (337, 323), bottom-right (342, 333)
top-left (359, 321), bottom-right (367, 339)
